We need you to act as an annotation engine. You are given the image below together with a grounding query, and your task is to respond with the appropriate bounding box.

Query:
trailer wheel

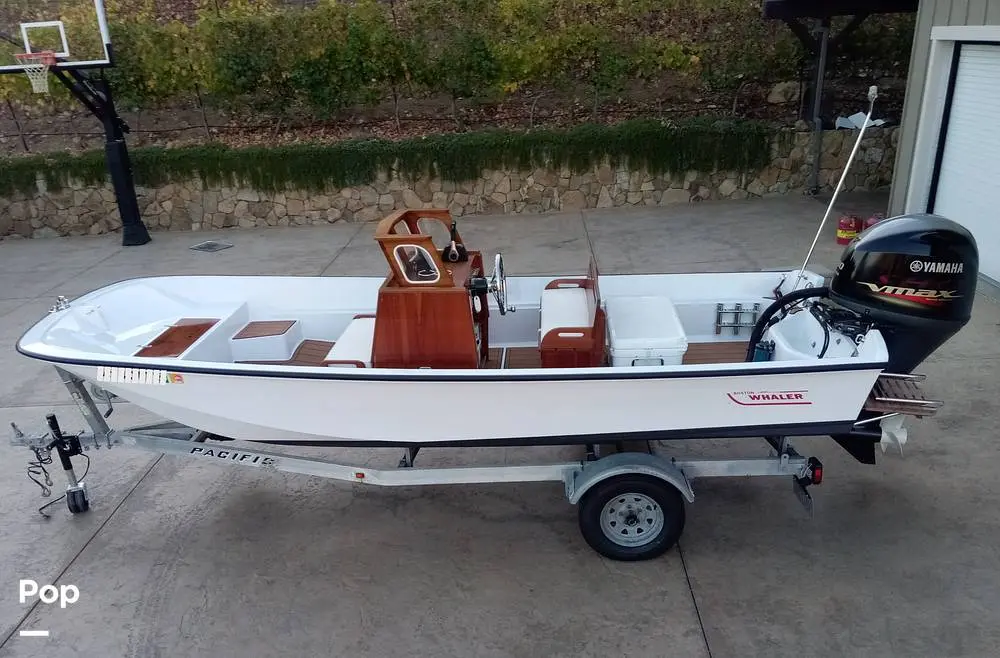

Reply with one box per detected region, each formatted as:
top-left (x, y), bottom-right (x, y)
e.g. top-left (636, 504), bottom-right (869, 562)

top-left (578, 474), bottom-right (685, 561)
top-left (66, 489), bottom-right (89, 514)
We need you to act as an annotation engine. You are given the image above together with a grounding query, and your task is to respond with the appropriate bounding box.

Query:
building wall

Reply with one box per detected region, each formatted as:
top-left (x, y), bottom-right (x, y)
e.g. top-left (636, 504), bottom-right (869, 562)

top-left (888, 0), bottom-right (1000, 215)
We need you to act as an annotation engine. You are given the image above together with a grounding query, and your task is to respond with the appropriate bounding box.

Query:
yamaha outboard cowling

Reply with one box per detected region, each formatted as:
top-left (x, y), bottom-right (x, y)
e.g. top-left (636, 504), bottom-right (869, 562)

top-left (828, 213), bottom-right (978, 373)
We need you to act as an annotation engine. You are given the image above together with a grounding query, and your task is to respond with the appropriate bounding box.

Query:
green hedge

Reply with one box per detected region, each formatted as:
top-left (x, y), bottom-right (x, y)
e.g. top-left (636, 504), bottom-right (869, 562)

top-left (0, 117), bottom-right (775, 197)
top-left (0, 0), bottom-right (915, 112)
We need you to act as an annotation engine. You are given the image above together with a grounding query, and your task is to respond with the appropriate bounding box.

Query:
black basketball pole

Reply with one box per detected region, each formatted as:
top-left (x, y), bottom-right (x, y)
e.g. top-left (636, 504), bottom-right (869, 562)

top-left (96, 77), bottom-right (149, 246)
top-left (50, 67), bottom-right (151, 246)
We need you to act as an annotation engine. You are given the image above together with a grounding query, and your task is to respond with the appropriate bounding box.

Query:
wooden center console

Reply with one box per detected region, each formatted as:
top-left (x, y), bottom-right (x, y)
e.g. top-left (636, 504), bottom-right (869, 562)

top-left (370, 209), bottom-right (489, 369)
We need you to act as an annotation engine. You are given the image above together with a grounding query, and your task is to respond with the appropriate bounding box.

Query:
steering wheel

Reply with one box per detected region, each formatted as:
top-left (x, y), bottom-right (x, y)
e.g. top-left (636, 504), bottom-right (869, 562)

top-left (489, 252), bottom-right (513, 315)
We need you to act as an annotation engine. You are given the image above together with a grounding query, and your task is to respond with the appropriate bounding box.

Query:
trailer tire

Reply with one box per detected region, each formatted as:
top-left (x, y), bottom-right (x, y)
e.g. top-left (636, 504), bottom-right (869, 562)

top-left (578, 474), bottom-right (685, 561)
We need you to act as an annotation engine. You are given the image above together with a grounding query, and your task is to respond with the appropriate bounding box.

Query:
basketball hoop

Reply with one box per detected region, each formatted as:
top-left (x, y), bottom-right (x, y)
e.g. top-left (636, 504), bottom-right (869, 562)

top-left (14, 51), bottom-right (58, 94)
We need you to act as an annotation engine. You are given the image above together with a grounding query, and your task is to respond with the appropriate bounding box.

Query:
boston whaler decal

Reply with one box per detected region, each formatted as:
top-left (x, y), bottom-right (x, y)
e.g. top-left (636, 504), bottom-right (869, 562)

top-left (727, 390), bottom-right (812, 406)
top-left (97, 366), bottom-right (185, 385)
top-left (189, 446), bottom-right (276, 466)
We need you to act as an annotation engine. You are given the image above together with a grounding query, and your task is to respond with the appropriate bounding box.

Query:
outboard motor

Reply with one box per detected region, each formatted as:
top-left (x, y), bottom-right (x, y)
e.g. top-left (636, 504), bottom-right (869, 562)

top-left (828, 212), bottom-right (978, 374)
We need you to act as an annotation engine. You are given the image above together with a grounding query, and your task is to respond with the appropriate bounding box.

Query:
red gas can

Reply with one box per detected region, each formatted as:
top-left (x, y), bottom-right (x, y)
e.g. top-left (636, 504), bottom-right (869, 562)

top-left (836, 214), bottom-right (862, 245)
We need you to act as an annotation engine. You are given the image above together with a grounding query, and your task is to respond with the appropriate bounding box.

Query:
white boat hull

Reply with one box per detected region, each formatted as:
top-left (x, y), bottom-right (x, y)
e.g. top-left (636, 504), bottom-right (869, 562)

top-left (54, 360), bottom-right (883, 445)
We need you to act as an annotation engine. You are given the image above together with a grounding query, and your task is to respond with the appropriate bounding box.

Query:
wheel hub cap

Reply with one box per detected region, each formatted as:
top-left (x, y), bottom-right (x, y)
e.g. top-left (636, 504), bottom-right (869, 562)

top-left (600, 493), bottom-right (664, 547)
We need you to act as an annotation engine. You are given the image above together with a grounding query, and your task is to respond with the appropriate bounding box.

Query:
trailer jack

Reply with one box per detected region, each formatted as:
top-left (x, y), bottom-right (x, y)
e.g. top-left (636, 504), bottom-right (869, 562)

top-left (12, 414), bottom-right (90, 517)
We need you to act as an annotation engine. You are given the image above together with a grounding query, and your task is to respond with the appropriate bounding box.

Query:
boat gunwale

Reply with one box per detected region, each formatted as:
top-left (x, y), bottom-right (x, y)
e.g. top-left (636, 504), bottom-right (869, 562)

top-left (17, 268), bottom-right (878, 382)
top-left (15, 343), bottom-right (889, 383)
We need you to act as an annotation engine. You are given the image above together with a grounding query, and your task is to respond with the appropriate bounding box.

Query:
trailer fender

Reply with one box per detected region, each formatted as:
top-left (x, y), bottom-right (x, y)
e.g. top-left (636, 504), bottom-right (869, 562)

top-left (566, 452), bottom-right (695, 505)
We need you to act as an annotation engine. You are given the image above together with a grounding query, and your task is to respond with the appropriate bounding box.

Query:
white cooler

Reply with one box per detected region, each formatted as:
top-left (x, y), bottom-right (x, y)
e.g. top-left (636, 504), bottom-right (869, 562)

top-left (605, 296), bottom-right (689, 366)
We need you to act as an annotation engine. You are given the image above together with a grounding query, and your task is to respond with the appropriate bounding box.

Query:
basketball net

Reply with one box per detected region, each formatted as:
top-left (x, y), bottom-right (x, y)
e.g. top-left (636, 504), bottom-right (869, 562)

top-left (14, 51), bottom-right (57, 94)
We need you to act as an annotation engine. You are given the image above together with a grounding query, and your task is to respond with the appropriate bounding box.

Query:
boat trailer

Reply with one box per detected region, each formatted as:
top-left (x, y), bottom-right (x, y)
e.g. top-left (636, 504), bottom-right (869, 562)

top-left (12, 367), bottom-right (844, 561)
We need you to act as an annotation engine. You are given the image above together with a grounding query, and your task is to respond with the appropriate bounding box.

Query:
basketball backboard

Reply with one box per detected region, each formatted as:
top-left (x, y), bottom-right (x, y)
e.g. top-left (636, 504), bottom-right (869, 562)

top-left (0, 0), bottom-right (112, 73)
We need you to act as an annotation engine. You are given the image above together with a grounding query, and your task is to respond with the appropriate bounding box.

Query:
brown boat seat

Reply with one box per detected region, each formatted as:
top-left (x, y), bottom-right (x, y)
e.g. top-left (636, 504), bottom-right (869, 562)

top-left (538, 260), bottom-right (606, 368)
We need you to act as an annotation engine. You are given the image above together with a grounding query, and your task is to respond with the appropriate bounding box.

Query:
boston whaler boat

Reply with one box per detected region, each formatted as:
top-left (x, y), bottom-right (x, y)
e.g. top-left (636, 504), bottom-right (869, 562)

top-left (9, 87), bottom-right (981, 560)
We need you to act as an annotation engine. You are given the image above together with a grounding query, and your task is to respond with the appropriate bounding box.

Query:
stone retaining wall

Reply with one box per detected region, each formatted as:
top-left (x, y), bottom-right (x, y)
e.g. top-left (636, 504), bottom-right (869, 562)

top-left (0, 125), bottom-right (897, 239)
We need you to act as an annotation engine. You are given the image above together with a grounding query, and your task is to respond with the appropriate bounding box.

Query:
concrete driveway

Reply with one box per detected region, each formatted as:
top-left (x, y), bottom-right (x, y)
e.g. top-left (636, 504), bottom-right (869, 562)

top-left (1, 193), bottom-right (998, 658)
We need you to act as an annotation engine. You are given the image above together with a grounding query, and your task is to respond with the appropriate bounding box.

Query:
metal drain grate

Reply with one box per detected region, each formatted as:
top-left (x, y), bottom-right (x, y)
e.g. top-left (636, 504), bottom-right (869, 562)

top-left (189, 240), bottom-right (233, 252)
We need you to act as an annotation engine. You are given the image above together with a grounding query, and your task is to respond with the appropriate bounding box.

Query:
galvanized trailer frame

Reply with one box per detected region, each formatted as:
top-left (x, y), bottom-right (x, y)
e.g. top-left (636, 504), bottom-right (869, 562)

top-left (10, 367), bottom-right (828, 561)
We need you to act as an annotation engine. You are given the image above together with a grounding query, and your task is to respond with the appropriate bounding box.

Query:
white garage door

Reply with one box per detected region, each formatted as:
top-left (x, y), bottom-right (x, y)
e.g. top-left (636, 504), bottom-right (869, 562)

top-left (931, 43), bottom-right (1000, 285)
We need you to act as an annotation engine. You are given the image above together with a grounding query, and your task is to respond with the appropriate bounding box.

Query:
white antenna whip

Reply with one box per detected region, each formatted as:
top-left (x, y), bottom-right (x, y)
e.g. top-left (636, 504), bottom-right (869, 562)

top-left (792, 85), bottom-right (879, 291)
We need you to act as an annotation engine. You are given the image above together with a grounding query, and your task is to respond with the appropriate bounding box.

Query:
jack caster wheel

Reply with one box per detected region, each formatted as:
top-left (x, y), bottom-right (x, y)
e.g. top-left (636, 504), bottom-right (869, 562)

top-left (66, 488), bottom-right (89, 514)
top-left (578, 474), bottom-right (685, 561)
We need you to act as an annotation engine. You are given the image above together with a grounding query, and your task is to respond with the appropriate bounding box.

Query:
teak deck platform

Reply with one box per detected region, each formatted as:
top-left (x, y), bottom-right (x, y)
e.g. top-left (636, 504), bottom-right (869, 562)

top-left (233, 320), bottom-right (297, 339)
top-left (486, 348), bottom-right (542, 369)
top-left (238, 340), bottom-right (335, 366)
top-left (864, 375), bottom-right (942, 417)
top-left (682, 341), bottom-right (749, 365)
top-left (135, 318), bottom-right (219, 358)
